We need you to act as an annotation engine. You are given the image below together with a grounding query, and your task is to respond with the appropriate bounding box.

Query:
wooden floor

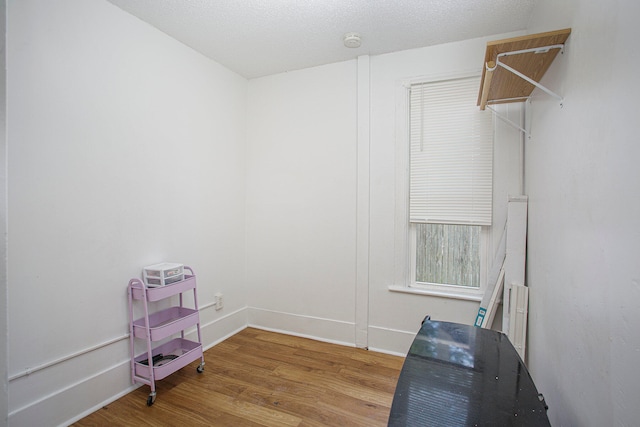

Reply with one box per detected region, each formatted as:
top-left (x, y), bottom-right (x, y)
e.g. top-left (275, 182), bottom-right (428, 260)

top-left (73, 328), bottom-right (405, 426)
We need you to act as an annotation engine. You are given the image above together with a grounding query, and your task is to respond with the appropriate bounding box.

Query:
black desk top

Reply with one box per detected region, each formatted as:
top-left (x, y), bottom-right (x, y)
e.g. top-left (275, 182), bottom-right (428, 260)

top-left (388, 320), bottom-right (550, 427)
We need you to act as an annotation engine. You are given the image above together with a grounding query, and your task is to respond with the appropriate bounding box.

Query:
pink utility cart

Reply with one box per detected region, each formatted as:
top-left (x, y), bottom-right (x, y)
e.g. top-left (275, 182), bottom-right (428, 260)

top-left (128, 266), bottom-right (205, 406)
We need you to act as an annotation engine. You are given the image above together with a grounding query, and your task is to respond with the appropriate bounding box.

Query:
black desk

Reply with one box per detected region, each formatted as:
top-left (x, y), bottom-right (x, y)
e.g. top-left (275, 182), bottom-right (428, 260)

top-left (388, 320), bottom-right (550, 426)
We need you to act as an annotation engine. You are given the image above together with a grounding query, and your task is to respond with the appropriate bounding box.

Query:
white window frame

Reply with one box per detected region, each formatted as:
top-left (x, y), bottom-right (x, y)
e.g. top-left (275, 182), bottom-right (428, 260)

top-left (391, 70), bottom-right (493, 302)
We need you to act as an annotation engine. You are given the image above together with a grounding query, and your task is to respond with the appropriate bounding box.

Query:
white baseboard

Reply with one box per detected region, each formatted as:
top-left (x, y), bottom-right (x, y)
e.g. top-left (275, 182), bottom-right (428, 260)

top-left (59, 366), bottom-right (139, 427)
top-left (247, 306), bottom-right (356, 348)
top-left (247, 307), bottom-right (415, 357)
top-left (9, 306), bottom-right (415, 427)
top-left (9, 359), bottom-right (134, 427)
top-left (8, 306), bottom-right (248, 427)
top-left (367, 325), bottom-right (416, 356)
top-left (197, 306), bottom-right (249, 351)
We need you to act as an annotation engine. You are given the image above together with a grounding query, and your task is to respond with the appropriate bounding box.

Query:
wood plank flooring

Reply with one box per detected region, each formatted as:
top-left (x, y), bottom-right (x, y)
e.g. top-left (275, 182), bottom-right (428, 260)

top-left (73, 328), bottom-right (405, 426)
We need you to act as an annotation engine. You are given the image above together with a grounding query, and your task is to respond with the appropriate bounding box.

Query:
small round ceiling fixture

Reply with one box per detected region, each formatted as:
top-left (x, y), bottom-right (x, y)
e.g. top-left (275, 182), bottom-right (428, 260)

top-left (343, 32), bottom-right (361, 48)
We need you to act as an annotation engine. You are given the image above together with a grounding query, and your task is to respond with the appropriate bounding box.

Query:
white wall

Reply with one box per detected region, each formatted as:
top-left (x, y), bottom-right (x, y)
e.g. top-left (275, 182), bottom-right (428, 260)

top-left (245, 61), bottom-right (359, 344)
top-left (7, 0), bottom-right (247, 425)
top-left (525, 0), bottom-right (640, 425)
top-left (1, 1), bottom-right (7, 425)
top-left (367, 35), bottom-right (524, 354)
top-left (244, 34), bottom-right (524, 355)
top-left (13, 0), bottom-right (637, 424)
top-left (266, 3), bottom-right (640, 422)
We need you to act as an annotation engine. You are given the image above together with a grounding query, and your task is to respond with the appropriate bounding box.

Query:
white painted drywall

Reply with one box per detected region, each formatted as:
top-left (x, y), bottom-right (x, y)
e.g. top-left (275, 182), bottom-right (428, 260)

top-left (0, 0), bottom-right (7, 425)
top-left (245, 61), bottom-right (359, 344)
top-left (13, 0), bottom-right (639, 424)
top-left (525, 0), bottom-right (640, 425)
top-left (244, 33), bottom-right (525, 355)
top-left (7, 0), bottom-right (247, 425)
top-left (366, 35), bottom-right (525, 353)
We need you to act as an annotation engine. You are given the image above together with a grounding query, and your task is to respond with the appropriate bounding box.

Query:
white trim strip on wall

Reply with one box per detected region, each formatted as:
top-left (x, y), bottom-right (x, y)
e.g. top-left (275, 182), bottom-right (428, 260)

top-left (8, 334), bottom-right (129, 382)
top-left (9, 307), bottom-right (248, 426)
top-left (8, 302), bottom-right (238, 382)
top-left (355, 54), bottom-right (371, 349)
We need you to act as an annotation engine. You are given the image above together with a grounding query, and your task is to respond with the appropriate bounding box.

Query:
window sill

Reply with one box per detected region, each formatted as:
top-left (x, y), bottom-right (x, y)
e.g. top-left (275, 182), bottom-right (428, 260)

top-left (388, 285), bottom-right (483, 302)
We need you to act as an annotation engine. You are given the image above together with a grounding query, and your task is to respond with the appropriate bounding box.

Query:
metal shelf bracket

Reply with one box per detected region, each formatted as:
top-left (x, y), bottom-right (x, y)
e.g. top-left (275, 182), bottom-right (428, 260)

top-left (492, 44), bottom-right (566, 107)
top-left (487, 104), bottom-right (530, 138)
top-left (483, 43), bottom-right (566, 137)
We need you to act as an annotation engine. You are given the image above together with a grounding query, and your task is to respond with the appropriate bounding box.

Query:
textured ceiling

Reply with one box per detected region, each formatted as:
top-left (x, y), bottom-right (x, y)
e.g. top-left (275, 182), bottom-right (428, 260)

top-left (107, 0), bottom-right (535, 79)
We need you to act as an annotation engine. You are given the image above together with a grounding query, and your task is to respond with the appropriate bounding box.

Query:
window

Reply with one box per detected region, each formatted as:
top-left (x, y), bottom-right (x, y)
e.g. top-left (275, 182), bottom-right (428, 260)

top-left (414, 223), bottom-right (480, 287)
top-left (408, 75), bottom-right (493, 291)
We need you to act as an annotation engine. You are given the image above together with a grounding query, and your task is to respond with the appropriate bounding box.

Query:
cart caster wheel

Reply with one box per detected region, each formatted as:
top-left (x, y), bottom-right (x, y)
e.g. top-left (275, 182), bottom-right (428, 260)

top-left (197, 363), bottom-right (205, 373)
top-left (147, 393), bottom-right (156, 406)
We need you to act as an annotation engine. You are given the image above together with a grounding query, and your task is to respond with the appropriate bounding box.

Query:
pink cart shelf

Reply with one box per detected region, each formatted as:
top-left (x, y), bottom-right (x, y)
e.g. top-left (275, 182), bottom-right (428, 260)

top-left (133, 338), bottom-right (202, 381)
top-left (132, 307), bottom-right (199, 341)
top-left (128, 266), bottom-right (205, 406)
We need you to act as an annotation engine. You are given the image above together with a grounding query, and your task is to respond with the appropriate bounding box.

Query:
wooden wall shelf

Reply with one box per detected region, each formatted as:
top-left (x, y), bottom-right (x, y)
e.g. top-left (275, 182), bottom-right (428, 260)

top-left (478, 29), bottom-right (571, 110)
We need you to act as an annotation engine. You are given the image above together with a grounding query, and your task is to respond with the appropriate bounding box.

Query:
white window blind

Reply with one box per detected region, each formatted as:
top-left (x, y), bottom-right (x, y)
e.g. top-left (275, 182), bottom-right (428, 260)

top-left (409, 76), bottom-right (493, 226)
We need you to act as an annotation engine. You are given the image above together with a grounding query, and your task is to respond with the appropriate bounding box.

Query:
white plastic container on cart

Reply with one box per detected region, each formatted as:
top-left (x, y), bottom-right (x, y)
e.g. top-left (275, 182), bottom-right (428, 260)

top-left (143, 263), bottom-right (184, 287)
